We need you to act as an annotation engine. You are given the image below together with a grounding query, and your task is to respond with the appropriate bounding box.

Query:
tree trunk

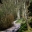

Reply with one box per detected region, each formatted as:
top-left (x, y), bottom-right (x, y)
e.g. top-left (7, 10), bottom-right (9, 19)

top-left (15, 0), bottom-right (18, 4)
top-left (17, 8), bottom-right (20, 19)
top-left (24, 2), bottom-right (30, 31)
top-left (15, 0), bottom-right (20, 20)
top-left (22, 2), bottom-right (26, 19)
top-left (16, 8), bottom-right (20, 19)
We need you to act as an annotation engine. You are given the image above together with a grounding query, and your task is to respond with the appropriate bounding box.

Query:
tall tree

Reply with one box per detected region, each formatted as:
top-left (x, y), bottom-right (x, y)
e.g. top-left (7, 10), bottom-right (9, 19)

top-left (24, 0), bottom-right (30, 31)
top-left (15, 0), bottom-right (21, 19)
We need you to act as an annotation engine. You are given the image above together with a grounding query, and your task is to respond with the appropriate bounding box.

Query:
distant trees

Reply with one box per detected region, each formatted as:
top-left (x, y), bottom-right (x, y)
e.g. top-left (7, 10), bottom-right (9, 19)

top-left (22, 0), bottom-right (31, 31)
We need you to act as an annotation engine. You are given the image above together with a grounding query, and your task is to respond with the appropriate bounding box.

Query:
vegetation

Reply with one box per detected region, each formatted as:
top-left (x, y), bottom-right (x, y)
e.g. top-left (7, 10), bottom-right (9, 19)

top-left (16, 18), bottom-right (25, 23)
top-left (0, 14), bottom-right (14, 30)
top-left (17, 23), bottom-right (27, 32)
top-left (0, 0), bottom-right (17, 30)
top-left (0, 0), bottom-right (32, 32)
top-left (17, 18), bottom-right (32, 32)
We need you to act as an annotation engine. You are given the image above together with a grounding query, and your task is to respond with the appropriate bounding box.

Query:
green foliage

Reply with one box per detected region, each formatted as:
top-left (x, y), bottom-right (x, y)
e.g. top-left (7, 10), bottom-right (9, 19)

top-left (17, 23), bottom-right (27, 32)
top-left (0, 0), bottom-right (17, 30)
top-left (16, 18), bottom-right (25, 23)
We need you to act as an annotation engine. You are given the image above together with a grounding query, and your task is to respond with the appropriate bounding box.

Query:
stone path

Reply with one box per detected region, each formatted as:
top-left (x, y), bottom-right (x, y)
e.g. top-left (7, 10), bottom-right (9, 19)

top-left (0, 20), bottom-right (21, 32)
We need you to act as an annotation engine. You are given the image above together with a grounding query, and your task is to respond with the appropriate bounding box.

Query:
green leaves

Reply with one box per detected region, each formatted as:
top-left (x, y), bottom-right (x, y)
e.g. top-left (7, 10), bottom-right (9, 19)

top-left (17, 23), bottom-right (27, 32)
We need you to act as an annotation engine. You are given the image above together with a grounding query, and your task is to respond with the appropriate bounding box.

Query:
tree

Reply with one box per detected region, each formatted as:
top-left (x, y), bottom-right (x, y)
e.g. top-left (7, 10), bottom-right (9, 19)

top-left (15, 0), bottom-right (22, 19)
top-left (22, 0), bottom-right (30, 31)
top-left (24, 0), bottom-right (30, 31)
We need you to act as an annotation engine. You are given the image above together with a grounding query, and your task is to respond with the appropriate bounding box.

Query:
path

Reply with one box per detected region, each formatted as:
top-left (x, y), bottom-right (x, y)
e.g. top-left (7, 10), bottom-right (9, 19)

top-left (0, 20), bottom-right (21, 32)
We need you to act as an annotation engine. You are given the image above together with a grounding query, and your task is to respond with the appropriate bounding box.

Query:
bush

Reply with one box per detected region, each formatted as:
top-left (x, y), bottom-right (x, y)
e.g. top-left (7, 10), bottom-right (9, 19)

top-left (0, 13), bottom-right (14, 30)
top-left (17, 23), bottom-right (27, 32)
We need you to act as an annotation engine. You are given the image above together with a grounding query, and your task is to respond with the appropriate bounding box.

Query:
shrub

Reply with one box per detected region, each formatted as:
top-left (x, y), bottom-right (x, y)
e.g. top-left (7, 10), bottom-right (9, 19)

top-left (17, 23), bottom-right (27, 32)
top-left (0, 0), bottom-right (17, 31)
top-left (0, 13), bottom-right (14, 30)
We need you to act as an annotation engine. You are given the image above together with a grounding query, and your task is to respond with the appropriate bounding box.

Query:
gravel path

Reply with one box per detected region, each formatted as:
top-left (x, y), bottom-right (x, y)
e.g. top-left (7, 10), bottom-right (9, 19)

top-left (0, 20), bottom-right (21, 32)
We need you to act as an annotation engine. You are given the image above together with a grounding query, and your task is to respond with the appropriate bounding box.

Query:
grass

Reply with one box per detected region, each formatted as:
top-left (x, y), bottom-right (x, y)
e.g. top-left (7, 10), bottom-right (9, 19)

top-left (16, 19), bottom-right (26, 23)
top-left (16, 18), bottom-right (32, 32)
